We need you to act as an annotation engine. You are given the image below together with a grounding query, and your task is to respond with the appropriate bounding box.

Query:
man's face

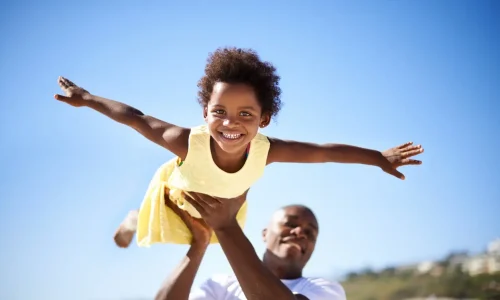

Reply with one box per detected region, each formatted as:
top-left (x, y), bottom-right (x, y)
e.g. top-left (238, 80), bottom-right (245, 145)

top-left (262, 206), bottom-right (319, 270)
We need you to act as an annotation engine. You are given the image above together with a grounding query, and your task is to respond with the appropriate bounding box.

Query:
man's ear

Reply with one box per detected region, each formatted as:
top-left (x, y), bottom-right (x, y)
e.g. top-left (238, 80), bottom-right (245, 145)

top-left (262, 228), bottom-right (268, 242)
top-left (259, 114), bottom-right (271, 128)
top-left (203, 107), bottom-right (208, 121)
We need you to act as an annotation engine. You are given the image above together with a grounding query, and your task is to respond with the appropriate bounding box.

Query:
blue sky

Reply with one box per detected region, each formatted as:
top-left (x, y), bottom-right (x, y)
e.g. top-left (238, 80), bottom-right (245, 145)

top-left (0, 0), bottom-right (499, 299)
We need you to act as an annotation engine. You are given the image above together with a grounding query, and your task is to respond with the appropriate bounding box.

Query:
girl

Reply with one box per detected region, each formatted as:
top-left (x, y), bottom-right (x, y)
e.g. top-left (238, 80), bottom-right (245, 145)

top-left (54, 47), bottom-right (424, 248)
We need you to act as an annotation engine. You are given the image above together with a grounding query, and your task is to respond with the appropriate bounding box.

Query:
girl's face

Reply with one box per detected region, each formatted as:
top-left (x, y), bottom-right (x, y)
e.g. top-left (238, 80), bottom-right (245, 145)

top-left (204, 82), bottom-right (270, 154)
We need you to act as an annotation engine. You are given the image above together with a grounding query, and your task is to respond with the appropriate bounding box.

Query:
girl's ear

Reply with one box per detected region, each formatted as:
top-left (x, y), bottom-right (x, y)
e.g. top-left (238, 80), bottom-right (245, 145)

top-left (203, 107), bottom-right (208, 121)
top-left (259, 114), bottom-right (271, 128)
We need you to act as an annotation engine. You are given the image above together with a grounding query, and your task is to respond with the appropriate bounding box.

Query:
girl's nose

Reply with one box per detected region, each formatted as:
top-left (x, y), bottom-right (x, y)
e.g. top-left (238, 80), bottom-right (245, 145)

top-left (223, 117), bottom-right (239, 127)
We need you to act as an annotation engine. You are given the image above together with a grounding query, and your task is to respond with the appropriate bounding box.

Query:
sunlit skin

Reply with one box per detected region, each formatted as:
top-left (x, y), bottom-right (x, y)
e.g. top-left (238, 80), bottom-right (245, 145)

top-left (204, 82), bottom-right (270, 173)
top-left (54, 76), bottom-right (424, 180)
top-left (154, 192), bottom-right (335, 300)
top-left (54, 75), bottom-right (424, 251)
top-left (262, 205), bottom-right (319, 279)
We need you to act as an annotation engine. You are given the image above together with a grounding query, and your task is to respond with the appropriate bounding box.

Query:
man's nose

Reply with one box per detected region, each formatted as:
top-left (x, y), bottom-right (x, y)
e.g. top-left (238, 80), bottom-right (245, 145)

top-left (290, 227), bottom-right (306, 239)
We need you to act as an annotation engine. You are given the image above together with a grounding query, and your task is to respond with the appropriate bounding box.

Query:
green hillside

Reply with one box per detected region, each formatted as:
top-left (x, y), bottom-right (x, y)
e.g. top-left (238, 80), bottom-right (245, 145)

top-left (341, 269), bottom-right (500, 300)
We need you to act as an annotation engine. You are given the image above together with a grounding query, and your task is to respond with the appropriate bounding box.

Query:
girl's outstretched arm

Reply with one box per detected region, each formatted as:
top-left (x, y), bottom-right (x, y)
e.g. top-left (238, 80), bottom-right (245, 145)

top-left (266, 138), bottom-right (424, 180)
top-left (54, 76), bottom-right (189, 159)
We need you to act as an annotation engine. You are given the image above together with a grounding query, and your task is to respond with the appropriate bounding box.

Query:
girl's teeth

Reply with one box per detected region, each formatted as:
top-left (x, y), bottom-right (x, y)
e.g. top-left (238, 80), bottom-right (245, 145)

top-left (223, 133), bottom-right (241, 139)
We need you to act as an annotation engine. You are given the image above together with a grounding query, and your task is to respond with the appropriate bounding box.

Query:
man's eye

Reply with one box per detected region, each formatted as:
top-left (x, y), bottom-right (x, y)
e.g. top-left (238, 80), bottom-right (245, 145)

top-left (284, 222), bottom-right (297, 228)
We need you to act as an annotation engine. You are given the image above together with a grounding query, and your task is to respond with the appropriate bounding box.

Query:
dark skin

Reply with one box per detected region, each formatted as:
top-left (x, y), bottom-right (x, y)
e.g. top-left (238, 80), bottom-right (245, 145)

top-left (154, 189), bottom-right (212, 300)
top-left (55, 76), bottom-right (424, 180)
top-left (260, 205), bottom-right (319, 281)
top-left (156, 193), bottom-right (318, 300)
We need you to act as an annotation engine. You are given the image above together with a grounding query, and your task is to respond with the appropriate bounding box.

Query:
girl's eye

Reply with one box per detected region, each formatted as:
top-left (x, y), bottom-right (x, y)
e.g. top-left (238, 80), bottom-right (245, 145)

top-left (213, 110), bottom-right (225, 114)
top-left (240, 111), bottom-right (251, 116)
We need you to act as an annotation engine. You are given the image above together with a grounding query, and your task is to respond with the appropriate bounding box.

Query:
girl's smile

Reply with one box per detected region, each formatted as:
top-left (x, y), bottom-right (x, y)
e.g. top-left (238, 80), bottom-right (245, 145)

top-left (205, 82), bottom-right (268, 154)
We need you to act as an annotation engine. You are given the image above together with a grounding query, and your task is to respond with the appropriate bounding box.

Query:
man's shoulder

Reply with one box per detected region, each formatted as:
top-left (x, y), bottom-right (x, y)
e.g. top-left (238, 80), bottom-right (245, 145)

top-left (204, 273), bottom-right (238, 287)
top-left (302, 276), bottom-right (343, 286)
top-left (294, 277), bottom-right (346, 300)
top-left (198, 274), bottom-right (346, 300)
top-left (191, 274), bottom-right (238, 299)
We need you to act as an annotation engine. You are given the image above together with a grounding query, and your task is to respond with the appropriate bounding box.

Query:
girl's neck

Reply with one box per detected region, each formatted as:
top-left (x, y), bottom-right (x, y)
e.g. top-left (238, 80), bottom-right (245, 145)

top-left (210, 138), bottom-right (250, 173)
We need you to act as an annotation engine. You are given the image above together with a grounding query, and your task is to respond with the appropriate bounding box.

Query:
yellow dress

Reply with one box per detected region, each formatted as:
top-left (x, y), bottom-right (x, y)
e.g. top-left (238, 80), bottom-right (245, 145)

top-left (136, 125), bottom-right (270, 246)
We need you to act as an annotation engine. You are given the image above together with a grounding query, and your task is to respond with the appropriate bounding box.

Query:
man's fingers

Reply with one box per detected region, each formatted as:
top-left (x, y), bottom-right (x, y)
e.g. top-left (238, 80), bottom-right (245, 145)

top-left (184, 192), bottom-right (221, 210)
top-left (164, 196), bottom-right (179, 212)
top-left (235, 198), bottom-right (246, 211)
top-left (201, 194), bottom-right (223, 205)
top-left (183, 195), bottom-right (206, 215)
top-left (236, 197), bottom-right (246, 206)
top-left (229, 194), bottom-right (246, 207)
top-left (54, 94), bottom-right (70, 101)
top-left (191, 192), bottom-right (222, 208)
top-left (185, 192), bottom-right (208, 205)
top-left (401, 159), bottom-right (422, 165)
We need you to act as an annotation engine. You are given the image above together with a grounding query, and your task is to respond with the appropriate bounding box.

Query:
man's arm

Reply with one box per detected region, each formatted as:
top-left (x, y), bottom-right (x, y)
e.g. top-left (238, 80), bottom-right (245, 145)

top-left (154, 192), bottom-right (215, 300)
top-left (181, 193), bottom-right (335, 300)
top-left (155, 241), bottom-right (209, 300)
top-left (214, 223), bottom-right (298, 300)
top-left (55, 77), bottom-right (189, 159)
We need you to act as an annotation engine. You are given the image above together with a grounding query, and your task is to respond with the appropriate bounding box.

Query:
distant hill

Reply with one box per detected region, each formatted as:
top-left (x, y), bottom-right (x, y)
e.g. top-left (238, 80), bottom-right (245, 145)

top-left (340, 241), bottom-right (500, 300)
top-left (342, 271), bottom-right (500, 300)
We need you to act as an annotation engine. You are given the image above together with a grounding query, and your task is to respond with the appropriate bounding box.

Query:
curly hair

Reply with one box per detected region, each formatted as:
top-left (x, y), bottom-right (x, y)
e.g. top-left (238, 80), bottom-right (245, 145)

top-left (197, 47), bottom-right (282, 118)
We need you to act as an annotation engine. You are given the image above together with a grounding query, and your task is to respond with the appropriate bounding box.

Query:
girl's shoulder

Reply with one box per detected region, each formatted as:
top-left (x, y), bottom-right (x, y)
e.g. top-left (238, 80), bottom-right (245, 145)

top-left (253, 131), bottom-right (270, 144)
top-left (189, 124), bottom-right (209, 135)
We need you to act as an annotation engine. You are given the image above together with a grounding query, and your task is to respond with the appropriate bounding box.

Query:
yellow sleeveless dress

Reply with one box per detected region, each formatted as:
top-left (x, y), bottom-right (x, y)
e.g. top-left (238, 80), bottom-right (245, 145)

top-left (136, 125), bottom-right (270, 246)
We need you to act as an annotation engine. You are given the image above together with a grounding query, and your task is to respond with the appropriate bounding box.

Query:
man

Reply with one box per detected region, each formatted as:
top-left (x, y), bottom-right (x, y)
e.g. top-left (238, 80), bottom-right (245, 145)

top-left (154, 192), bottom-right (346, 300)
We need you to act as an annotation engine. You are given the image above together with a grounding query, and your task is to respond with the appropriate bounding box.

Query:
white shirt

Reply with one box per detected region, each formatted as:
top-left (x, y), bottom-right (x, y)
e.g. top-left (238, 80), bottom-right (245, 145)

top-left (189, 274), bottom-right (346, 300)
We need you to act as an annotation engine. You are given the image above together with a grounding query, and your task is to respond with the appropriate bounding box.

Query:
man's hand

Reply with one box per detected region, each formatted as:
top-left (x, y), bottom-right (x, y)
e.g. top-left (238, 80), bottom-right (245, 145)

top-left (381, 142), bottom-right (424, 180)
top-left (54, 76), bottom-right (91, 107)
top-left (165, 191), bottom-right (212, 244)
top-left (156, 191), bottom-right (213, 300)
top-left (183, 192), bottom-right (246, 231)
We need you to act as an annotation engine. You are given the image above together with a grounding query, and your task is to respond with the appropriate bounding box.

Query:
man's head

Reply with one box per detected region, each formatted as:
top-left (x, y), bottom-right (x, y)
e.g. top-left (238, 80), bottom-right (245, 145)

top-left (262, 205), bottom-right (319, 277)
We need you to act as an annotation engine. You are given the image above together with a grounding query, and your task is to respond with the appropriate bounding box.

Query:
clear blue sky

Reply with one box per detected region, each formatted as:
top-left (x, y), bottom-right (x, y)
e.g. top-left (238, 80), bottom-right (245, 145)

top-left (0, 0), bottom-right (499, 299)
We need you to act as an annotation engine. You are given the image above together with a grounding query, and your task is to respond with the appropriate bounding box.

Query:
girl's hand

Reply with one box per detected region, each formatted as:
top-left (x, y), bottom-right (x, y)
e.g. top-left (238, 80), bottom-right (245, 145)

top-left (54, 76), bottom-right (90, 107)
top-left (165, 191), bottom-right (212, 244)
top-left (381, 142), bottom-right (424, 180)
